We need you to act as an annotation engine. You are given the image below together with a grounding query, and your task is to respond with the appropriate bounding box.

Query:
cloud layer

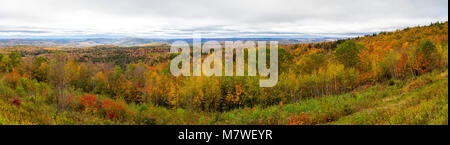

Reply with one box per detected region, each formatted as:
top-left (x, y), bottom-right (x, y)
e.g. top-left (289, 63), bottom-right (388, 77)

top-left (0, 0), bottom-right (448, 38)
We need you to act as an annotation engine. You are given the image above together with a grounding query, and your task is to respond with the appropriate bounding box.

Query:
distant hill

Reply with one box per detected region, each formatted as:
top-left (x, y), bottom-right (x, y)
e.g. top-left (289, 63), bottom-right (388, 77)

top-left (0, 38), bottom-right (168, 47)
top-left (0, 37), bottom-right (344, 47)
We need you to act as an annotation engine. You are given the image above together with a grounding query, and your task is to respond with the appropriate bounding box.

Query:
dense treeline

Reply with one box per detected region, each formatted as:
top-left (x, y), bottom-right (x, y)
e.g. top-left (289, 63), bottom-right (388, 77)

top-left (0, 22), bottom-right (448, 124)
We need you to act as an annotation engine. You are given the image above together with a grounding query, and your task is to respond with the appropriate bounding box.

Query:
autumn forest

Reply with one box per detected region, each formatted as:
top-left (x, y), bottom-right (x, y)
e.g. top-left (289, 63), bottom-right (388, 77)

top-left (0, 22), bottom-right (448, 125)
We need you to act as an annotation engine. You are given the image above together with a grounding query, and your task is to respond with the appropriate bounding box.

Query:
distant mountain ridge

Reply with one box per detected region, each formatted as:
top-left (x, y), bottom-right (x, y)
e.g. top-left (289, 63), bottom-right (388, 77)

top-left (0, 37), bottom-right (342, 47)
top-left (0, 38), bottom-right (167, 47)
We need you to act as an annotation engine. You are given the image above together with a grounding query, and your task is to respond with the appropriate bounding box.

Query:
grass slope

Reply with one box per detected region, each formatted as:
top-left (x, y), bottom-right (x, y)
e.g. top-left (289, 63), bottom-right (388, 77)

top-left (210, 70), bottom-right (448, 125)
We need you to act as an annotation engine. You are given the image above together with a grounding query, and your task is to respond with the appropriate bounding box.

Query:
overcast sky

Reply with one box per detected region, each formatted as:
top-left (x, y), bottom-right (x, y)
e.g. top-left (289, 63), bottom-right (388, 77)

top-left (0, 0), bottom-right (448, 38)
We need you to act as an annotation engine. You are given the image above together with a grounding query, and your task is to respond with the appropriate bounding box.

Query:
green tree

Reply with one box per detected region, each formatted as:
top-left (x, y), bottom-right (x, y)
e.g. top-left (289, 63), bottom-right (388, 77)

top-left (31, 56), bottom-right (49, 82)
top-left (0, 52), bottom-right (22, 72)
top-left (8, 52), bottom-right (21, 68)
top-left (334, 41), bottom-right (365, 68)
top-left (298, 53), bottom-right (326, 74)
top-left (0, 55), bottom-right (11, 72)
top-left (415, 39), bottom-right (439, 72)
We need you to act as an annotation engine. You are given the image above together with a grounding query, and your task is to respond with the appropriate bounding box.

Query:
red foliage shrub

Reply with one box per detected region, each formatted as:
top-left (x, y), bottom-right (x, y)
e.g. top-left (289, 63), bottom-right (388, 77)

top-left (101, 99), bottom-right (127, 121)
top-left (81, 95), bottom-right (98, 108)
top-left (12, 97), bottom-right (21, 106)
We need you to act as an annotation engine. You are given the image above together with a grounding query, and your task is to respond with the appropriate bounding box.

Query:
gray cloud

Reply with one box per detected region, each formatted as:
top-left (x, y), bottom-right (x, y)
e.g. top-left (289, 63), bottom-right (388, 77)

top-left (0, 30), bottom-right (49, 33)
top-left (0, 0), bottom-right (447, 38)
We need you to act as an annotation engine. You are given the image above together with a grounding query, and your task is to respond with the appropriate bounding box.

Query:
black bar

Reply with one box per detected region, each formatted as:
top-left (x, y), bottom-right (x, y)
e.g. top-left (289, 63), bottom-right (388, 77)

top-left (0, 125), bottom-right (447, 144)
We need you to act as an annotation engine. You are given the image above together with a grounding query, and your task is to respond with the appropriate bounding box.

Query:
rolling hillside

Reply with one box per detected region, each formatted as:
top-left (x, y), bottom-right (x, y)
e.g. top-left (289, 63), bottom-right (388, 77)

top-left (0, 22), bottom-right (448, 125)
